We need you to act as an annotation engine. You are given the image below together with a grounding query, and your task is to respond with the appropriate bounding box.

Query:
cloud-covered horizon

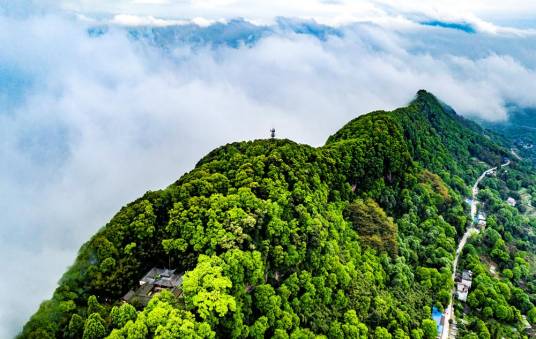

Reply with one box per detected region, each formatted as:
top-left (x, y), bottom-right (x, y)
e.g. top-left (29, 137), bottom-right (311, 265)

top-left (1, 4), bottom-right (536, 337)
top-left (7, 0), bottom-right (536, 33)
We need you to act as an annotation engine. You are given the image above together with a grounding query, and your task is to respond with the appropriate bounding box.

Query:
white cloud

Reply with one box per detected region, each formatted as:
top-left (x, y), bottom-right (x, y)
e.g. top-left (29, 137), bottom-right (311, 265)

top-left (50, 0), bottom-right (536, 33)
top-left (133, 0), bottom-right (171, 4)
top-left (111, 14), bottom-right (188, 26)
top-left (108, 14), bottom-right (227, 27)
top-left (1, 6), bottom-right (536, 338)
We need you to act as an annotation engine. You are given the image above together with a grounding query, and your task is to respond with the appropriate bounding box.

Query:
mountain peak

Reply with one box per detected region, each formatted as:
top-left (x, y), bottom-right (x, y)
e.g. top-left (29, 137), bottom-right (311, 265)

top-left (413, 89), bottom-right (441, 106)
top-left (21, 92), bottom-right (511, 339)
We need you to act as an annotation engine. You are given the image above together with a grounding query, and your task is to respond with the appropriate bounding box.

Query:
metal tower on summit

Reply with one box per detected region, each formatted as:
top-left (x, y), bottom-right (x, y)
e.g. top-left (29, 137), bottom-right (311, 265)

top-left (270, 128), bottom-right (276, 139)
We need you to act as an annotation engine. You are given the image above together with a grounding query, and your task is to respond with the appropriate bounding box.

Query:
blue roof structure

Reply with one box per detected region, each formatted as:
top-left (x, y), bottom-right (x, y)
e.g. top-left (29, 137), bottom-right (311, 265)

top-left (432, 307), bottom-right (444, 336)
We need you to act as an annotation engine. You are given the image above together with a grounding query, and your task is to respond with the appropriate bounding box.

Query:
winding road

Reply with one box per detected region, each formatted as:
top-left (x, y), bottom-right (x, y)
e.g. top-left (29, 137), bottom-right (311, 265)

top-left (440, 159), bottom-right (511, 339)
top-left (511, 148), bottom-right (522, 161)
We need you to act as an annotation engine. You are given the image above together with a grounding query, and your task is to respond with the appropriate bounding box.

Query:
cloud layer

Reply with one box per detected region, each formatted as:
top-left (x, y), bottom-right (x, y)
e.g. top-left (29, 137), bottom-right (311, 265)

top-left (1, 6), bottom-right (536, 337)
top-left (50, 0), bottom-right (536, 32)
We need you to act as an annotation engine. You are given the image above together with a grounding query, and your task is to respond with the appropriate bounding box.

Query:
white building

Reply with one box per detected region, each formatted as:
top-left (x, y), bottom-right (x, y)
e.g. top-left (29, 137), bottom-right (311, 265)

top-left (477, 212), bottom-right (487, 229)
top-left (457, 283), bottom-right (469, 302)
top-left (507, 197), bottom-right (517, 207)
top-left (456, 270), bottom-right (473, 302)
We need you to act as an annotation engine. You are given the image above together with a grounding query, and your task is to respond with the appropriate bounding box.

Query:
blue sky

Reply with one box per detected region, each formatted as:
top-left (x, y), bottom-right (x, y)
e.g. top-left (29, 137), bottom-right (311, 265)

top-left (1, 1), bottom-right (536, 337)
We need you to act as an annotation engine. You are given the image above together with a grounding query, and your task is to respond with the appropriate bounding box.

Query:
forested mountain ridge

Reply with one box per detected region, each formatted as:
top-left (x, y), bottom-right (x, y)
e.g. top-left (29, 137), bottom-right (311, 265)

top-left (21, 90), bottom-right (534, 339)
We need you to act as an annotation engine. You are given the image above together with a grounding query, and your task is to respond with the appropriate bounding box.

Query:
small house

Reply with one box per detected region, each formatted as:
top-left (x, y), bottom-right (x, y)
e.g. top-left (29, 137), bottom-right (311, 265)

top-left (477, 213), bottom-right (487, 229)
top-left (139, 268), bottom-right (182, 289)
top-left (456, 270), bottom-right (473, 302)
top-left (456, 283), bottom-right (469, 302)
top-left (123, 268), bottom-right (183, 306)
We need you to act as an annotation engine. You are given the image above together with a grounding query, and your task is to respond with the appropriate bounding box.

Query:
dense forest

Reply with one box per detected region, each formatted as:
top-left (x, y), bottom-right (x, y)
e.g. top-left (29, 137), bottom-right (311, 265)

top-left (20, 91), bottom-right (536, 338)
top-left (456, 159), bottom-right (536, 338)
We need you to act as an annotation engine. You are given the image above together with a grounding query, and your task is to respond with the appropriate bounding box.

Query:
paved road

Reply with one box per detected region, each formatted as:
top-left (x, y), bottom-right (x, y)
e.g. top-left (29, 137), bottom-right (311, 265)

top-left (511, 148), bottom-right (522, 161)
top-left (441, 159), bottom-right (510, 339)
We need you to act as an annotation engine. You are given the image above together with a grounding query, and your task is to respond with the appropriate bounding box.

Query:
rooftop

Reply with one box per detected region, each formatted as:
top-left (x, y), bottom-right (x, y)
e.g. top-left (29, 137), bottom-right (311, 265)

top-left (123, 267), bottom-right (184, 306)
top-left (432, 307), bottom-right (444, 337)
top-left (140, 268), bottom-right (182, 288)
top-left (462, 270), bottom-right (473, 281)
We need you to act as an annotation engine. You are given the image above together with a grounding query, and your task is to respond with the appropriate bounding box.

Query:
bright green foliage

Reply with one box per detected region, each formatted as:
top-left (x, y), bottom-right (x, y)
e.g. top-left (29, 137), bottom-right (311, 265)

top-left (129, 200), bottom-right (157, 240)
top-left (374, 326), bottom-right (392, 339)
top-left (110, 303), bottom-right (137, 328)
top-left (421, 319), bottom-right (437, 339)
top-left (106, 291), bottom-right (215, 339)
top-left (182, 255), bottom-right (236, 322)
top-left (83, 313), bottom-right (106, 339)
top-left (340, 310), bottom-right (367, 338)
top-left (249, 316), bottom-right (269, 339)
top-left (20, 91), bottom-right (514, 338)
top-left (527, 307), bottom-right (536, 324)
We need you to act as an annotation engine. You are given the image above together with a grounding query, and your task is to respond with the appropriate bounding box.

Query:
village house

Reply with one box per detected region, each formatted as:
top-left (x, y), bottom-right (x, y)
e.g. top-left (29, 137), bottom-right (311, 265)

top-left (456, 270), bottom-right (473, 302)
top-left (477, 212), bottom-right (487, 229)
top-left (507, 197), bottom-right (517, 207)
top-left (457, 283), bottom-right (470, 302)
top-left (122, 268), bottom-right (183, 306)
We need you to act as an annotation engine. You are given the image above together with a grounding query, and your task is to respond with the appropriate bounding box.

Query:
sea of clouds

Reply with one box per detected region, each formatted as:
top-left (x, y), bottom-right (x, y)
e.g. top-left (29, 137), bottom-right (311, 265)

top-left (1, 1), bottom-right (536, 336)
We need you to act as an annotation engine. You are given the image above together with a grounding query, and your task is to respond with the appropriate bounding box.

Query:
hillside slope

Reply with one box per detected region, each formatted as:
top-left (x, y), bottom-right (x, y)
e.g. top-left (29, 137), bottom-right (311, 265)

top-left (22, 91), bottom-right (526, 339)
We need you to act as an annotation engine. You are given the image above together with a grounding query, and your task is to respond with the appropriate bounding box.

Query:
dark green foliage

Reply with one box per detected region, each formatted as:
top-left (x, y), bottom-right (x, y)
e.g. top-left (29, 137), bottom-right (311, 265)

top-left (19, 91), bottom-right (516, 338)
top-left (87, 296), bottom-right (106, 318)
top-left (66, 314), bottom-right (84, 339)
